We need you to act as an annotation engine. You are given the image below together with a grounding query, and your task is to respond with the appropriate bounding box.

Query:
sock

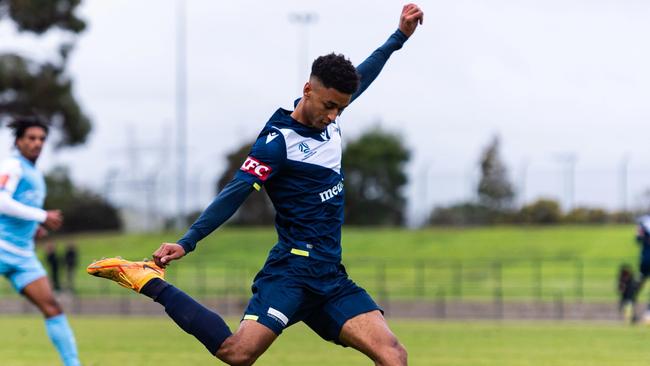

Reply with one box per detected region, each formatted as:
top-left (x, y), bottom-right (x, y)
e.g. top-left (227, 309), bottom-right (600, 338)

top-left (45, 314), bottom-right (81, 366)
top-left (140, 278), bottom-right (170, 300)
top-left (150, 282), bottom-right (232, 354)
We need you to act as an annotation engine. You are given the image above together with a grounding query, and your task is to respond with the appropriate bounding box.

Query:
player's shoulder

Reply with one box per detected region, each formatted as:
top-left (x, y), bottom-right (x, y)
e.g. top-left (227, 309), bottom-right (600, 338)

top-left (0, 156), bottom-right (22, 173)
top-left (256, 108), bottom-right (300, 145)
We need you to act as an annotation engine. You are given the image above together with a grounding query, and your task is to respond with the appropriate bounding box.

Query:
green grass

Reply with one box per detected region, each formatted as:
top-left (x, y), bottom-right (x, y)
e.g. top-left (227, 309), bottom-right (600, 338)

top-left (0, 226), bottom-right (641, 302)
top-left (2, 316), bottom-right (650, 366)
top-left (49, 225), bottom-right (639, 263)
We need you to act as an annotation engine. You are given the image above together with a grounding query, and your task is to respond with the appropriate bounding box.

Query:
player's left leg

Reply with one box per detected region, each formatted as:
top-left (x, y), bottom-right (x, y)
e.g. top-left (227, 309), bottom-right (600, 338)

top-left (22, 277), bottom-right (81, 366)
top-left (339, 310), bottom-right (407, 366)
top-left (302, 263), bottom-right (406, 366)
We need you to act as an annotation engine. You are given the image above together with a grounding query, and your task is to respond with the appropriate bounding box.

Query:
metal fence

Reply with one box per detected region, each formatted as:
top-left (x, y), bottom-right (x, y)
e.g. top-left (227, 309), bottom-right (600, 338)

top-left (0, 257), bottom-right (627, 304)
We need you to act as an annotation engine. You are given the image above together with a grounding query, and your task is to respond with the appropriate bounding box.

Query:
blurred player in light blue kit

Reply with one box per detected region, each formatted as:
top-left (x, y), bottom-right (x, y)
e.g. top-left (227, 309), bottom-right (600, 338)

top-left (0, 116), bottom-right (81, 366)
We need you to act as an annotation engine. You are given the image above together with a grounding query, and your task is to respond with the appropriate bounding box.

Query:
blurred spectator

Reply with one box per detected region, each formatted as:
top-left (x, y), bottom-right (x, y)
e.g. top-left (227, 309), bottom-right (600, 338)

top-left (44, 241), bottom-right (61, 291)
top-left (64, 242), bottom-right (79, 293)
top-left (617, 264), bottom-right (637, 323)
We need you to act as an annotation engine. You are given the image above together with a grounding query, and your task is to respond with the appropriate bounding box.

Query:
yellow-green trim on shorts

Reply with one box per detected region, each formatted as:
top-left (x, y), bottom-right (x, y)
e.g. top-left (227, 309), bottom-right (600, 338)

top-left (290, 248), bottom-right (309, 257)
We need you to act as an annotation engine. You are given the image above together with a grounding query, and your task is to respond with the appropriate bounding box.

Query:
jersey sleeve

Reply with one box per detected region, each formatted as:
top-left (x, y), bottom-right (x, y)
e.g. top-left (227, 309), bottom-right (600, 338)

top-left (177, 178), bottom-right (254, 253)
top-left (0, 158), bottom-right (23, 195)
top-left (0, 158), bottom-right (47, 222)
top-left (351, 29), bottom-right (409, 103)
top-left (234, 127), bottom-right (287, 190)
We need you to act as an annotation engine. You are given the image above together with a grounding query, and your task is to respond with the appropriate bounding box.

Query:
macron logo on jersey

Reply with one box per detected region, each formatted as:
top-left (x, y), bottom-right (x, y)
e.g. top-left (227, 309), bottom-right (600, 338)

top-left (240, 156), bottom-right (272, 181)
top-left (266, 131), bottom-right (279, 144)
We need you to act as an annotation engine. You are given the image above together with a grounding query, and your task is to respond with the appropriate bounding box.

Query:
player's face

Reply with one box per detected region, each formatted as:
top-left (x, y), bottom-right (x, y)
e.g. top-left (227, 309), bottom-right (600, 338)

top-left (303, 78), bottom-right (351, 130)
top-left (16, 126), bottom-right (47, 162)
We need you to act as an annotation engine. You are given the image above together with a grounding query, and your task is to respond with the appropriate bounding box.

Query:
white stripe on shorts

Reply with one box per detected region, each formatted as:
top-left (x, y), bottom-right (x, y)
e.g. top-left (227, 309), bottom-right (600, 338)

top-left (0, 239), bottom-right (32, 257)
top-left (267, 307), bottom-right (289, 326)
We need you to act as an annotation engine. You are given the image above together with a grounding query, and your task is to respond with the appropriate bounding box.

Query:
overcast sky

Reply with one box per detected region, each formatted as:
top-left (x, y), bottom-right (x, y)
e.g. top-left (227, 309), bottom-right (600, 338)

top-left (1, 0), bottom-right (649, 223)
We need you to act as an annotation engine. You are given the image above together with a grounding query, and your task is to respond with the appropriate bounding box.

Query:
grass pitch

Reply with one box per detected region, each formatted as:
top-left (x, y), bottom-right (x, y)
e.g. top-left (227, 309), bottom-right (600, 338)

top-left (2, 315), bottom-right (650, 366)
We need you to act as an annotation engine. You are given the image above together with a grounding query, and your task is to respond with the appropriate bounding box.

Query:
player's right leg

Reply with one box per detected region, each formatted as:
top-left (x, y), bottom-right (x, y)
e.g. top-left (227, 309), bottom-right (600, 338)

top-left (4, 250), bottom-right (82, 366)
top-left (339, 310), bottom-right (407, 366)
top-left (87, 257), bottom-right (277, 365)
top-left (216, 320), bottom-right (276, 366)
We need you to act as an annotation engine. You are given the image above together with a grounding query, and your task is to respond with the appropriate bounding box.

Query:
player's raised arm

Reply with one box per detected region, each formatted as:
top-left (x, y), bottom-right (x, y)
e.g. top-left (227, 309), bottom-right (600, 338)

top-left (399, 3), bottom-right (424, 37)
top-left (350, 3), bottom-right (423, 103)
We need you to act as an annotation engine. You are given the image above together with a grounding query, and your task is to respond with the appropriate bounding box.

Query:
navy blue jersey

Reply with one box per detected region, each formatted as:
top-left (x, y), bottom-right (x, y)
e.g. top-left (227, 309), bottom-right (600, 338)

top-left (236, 108), bottom-right (345, 262)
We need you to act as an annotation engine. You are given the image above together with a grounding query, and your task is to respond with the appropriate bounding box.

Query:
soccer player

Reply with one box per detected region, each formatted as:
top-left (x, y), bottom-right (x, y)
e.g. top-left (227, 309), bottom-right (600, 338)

top-left (0, 117), bottom-right (81, 366)
top-left (88, 4), bottom-right (423, 365)
top-left (632, 215), bottom-right (650, 322)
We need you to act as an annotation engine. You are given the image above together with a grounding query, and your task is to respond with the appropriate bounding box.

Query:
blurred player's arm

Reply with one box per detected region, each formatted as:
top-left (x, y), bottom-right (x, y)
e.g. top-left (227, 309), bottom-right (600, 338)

top-left (0, 159), bottom-right (62, 230)
top-left (0, 191), bottom-right (46, 221)
top-left (350, 3), bottom-right (423, 103)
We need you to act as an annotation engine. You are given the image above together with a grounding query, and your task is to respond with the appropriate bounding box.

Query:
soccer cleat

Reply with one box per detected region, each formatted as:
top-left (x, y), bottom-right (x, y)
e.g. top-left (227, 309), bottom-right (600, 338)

top-left (86, 257), bottom-right (165, 292)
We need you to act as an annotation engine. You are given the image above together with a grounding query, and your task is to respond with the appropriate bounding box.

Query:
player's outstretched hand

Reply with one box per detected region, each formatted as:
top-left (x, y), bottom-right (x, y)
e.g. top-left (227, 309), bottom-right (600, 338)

top-left (399, 3), bottom-right (424, 37)
top-left (44, 210), bottom-right (63, 231)
top-left (153, 242), bottom-right (186, 268)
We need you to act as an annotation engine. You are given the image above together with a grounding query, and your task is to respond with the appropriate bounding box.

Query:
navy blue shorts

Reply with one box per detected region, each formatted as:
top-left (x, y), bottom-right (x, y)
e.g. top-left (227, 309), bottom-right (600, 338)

top-left (242, 246), bottom-right (381, 345)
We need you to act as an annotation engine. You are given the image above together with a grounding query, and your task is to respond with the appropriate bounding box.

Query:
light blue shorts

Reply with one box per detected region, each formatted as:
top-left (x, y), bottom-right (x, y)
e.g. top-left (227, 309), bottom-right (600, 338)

top-left (0, 247), bottom-right (47, 292)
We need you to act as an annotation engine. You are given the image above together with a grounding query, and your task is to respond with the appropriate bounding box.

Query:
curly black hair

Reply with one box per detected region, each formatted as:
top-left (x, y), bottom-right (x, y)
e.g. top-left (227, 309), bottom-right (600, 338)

top-left (310, 53), bottom-right (360, 95)
top-left (7, 116), bottom-right (49, 140)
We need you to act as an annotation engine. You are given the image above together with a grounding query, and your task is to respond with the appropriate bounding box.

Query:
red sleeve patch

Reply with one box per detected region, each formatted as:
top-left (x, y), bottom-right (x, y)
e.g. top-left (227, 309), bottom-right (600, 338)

top-left (240, 156), bottom-right (273, 181)
top-left (0, 174), bottom-right (8, 188)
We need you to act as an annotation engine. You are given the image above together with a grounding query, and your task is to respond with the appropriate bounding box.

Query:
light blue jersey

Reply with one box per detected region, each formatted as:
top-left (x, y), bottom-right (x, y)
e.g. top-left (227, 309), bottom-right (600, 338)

top-left (0, 152), bottom-right (46, 255)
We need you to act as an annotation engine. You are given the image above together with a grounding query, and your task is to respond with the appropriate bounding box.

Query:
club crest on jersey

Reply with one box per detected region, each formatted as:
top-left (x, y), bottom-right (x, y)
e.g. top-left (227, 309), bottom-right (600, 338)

top-left (298, 142), bottom-right (316, 160)
top-left (240, 156), bottom-right (272, 181)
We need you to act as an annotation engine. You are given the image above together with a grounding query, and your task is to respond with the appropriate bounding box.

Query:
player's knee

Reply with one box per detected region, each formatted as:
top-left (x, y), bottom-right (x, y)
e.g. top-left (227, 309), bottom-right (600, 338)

top-left (221, 350), bottom-right (257, 366)
top-left (41, 298), bottom-right (63, 317)
top-left (394, 342), bottom-right (408, 364)
top-left (216, 341), bottom-right (259, 366)
top-left (378, 338), bottom-right (407, 365)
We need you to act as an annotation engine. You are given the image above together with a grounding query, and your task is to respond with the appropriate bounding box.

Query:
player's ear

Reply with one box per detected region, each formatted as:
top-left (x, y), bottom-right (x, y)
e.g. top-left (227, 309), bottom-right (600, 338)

top-left (303, 82), bottom-right (312, 98)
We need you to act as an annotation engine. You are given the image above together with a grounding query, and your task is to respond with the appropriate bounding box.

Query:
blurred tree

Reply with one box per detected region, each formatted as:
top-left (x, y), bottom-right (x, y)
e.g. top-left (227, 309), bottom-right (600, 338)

top-left (215, 142), bottom-right (275, 225)
top-left (343, 128), bottom-right (410, 225)
top-left (0, 0), bottom-right (91, 147)
top-left (517, 198), bottom-right (562, 224)
top-left (0, 0), bottom-right (86, 34)
top-left (477, 135), bottom-right (515, 210)
top-left (564, 207), bottom-right (608, 224)
top-left (429, 202), bottom-right (495, 226)
top-left (44, 166), bottom-right (121, 232)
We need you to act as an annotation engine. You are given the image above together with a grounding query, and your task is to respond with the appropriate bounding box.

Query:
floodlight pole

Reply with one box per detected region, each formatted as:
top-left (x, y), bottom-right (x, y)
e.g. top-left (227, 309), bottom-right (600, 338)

top-left (289, 12), bottom-right (318, 91)
top-left (175, 0), bottom-right (187, 230)
top-left (620, 155), bottom-right (629, 212)
top-left (518, 158), bottom-right (530, 208)
top-left (555, 153), bottom-right (576, 212)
